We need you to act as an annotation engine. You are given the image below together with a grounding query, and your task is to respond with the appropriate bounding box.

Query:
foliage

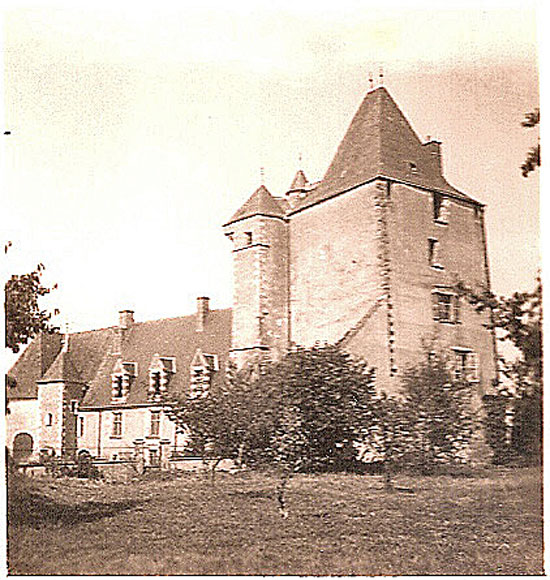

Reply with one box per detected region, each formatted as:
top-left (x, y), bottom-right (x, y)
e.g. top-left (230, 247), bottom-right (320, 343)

top-left (165, 364), bottom-right (256, 481)
top-left (5, 260), bottom-right (59, 353)
top-left (510, 391), bottom-right (542, 462)
top-left (399, 352), bottom-right (475, 473)
top-left (257, 344), bottom-right (377, 474)
top-left (456, 277), bottom-right (542, 462)
top-left (521, 108), bottom-right (540, 178)
top-left (366, 392), bottom-right (411, 489)
top-left (482, 395), bottom-right (509, 464)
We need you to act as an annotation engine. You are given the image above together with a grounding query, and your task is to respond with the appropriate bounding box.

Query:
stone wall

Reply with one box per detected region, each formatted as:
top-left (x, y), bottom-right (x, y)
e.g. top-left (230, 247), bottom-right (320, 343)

top-left (6, 399), bottom-right (40, 459)
top-left (37, 383), bottom-right (64, 454)
top-left (225, 215), bottom-right (289, 366)
top-left (77, 406), bottom-right (179, 460)
top-left (289, 182), bottom-right (382, 347)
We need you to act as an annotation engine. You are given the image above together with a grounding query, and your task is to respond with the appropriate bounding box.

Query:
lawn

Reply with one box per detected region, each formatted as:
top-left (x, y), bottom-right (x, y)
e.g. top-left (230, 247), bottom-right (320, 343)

top-left (7, 466), bottom-right (543, 575)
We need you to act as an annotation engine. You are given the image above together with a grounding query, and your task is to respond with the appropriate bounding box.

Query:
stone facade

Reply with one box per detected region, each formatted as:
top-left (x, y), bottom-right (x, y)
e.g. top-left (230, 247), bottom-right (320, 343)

top-left (7, 85), bottom-right (498, 461)
top-left (224, 87), bottom-right (497, 397)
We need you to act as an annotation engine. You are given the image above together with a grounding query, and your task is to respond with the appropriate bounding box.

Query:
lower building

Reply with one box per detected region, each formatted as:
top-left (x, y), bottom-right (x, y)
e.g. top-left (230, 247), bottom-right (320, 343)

top-left (6, 298), bottom-right (231, 464)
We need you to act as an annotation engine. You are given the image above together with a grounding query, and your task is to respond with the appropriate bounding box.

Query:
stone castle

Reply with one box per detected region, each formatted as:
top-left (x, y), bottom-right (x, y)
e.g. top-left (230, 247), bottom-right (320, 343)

top-left (6, 86), bottom-right (497, 464)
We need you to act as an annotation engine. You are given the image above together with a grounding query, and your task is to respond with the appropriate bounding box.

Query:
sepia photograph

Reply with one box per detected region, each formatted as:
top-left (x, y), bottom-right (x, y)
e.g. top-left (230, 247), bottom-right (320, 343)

top-left (3, 0), bottom-right (541, 575)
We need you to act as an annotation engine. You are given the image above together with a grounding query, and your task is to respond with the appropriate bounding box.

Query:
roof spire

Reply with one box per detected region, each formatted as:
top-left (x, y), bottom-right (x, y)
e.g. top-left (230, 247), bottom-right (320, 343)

top-left (298, 152), bottom-right (303, 167)
top-left (368, 70), bottom-right (374, 90)
top-left (62, 321), bottom-right (71, 353)
top-left (378, 66), bottom-right (384, 87)
top-left (260, 166), bottom-right (265, 185)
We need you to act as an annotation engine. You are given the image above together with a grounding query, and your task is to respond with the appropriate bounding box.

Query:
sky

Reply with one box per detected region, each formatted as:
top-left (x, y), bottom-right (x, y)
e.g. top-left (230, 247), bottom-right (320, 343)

top-left (1, 1), bottom-right (540, 356)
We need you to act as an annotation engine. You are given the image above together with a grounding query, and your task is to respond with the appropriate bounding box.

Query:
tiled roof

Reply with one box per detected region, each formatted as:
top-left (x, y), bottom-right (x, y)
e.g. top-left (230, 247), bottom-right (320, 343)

top-left (7, 333), bottom-right (62, 399)
top-left (39, 349), bottom-right (85, 383)
top-left (81, 308), bottom-right (232, 408)
top-left (7, 328), bottom-right (112, 399)
top-left (224, 185), bottom-right (286, 226)
top-left (7, 309), bottom-right (232, 407)
top-left (290, 87), bottom-right (479, 213)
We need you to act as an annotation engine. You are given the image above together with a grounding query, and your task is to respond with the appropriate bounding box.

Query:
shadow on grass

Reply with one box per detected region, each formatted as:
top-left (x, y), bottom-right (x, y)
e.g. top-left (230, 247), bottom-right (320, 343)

top-left (8, 490), bottom-right (144, 528)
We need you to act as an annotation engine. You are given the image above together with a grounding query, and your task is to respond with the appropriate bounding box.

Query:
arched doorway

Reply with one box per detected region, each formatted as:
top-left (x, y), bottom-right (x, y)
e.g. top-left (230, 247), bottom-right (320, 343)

top-left (13, 433), bottom-right (34, 463)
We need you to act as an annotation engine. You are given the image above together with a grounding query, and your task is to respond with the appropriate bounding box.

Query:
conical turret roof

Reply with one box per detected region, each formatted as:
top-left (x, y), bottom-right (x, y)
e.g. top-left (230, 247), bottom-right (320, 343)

top-left (290, 87), bottom-right (478, 213)
top-left (224, 184), bottom-right (286, 226)
top-left (288, 169), bottom-right (308, 192)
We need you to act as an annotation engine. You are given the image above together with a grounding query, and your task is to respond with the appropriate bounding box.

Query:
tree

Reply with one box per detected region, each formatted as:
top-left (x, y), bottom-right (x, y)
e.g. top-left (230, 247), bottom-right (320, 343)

top-left (256, 344), bottom-right (376, 515)
top-left (5, 259), bottom-right (59, 353)
top-left (400, 352), bottom-right (475, 474)
top-left (456, 277), bottom-right (542, 463)
top-left (521, 108), bottom-right (540, 178)
top-left (259, 344), bottom-right (376, 473)
top-left (165, 364), bottom-right (255, 483)
top-left (366, 392), bottom-right (412, 490)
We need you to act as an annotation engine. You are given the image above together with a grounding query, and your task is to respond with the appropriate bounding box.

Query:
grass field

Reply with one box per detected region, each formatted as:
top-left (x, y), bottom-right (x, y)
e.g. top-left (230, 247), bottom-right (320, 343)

top-left (7, 466), bottom-right (543, 575)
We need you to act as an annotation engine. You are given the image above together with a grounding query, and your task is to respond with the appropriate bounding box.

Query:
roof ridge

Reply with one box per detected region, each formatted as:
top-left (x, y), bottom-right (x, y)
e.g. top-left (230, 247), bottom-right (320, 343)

top-left (66, 307), bottom-right (232, 336)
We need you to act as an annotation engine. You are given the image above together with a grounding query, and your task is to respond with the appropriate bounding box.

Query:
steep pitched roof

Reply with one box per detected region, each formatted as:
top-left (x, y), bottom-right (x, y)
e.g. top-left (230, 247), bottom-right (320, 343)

top-left (7, 309), bottom-right (232, 407)
top-left (7, 328), bottom-right (112, 399)
top-left (290, 87), bottom-right (479, 213)
top-left (39, 349), bottom-right (84, 383)
top-left (288, 169), bottom-right (308, 192)
top-left (224, 185), bottom-right (286, 226)
top-left (81, 308), bottom-right (232, 408)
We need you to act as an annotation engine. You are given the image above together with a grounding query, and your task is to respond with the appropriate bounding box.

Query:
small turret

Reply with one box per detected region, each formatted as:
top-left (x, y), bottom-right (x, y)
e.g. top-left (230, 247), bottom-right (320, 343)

top-left (223, 184), bottom-right (290, 368)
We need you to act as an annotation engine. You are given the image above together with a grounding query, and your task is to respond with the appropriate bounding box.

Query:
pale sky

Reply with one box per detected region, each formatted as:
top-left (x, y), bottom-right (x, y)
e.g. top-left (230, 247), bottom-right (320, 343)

top-left (1, 2), bottom-right (539, 352)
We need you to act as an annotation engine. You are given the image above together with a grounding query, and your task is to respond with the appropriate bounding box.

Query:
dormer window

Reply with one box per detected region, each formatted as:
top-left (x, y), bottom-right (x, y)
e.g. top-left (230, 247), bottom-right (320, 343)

top-left (244, 231), bottom-right (253, 246)
top-left (111, 360), bottom-right (137, 402)
top-left (148, 354), bottom-right (176, 402)
top-left (190, 349), bottom-right (219, 398)
top-left (409, 161), bottom-right (418, 174)
top-left (113, 375), bottom-right (124, 398)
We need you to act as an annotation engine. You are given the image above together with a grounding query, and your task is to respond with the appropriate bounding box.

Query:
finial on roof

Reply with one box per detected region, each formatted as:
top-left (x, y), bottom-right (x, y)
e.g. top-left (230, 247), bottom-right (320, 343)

top-left (368, 71), bottom-right (374, 90)
top-left (298, 152), bottom-right (303, 167)
top-left (62, 321), bottom-right (70, 353)
top-left (379, 66), bottom-right (384, 87)
top-left (260, 166), bottom-right (265, 185)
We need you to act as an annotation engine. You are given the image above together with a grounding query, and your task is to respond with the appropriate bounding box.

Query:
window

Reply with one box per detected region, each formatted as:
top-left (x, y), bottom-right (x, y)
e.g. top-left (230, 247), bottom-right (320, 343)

top-left (149, 448), bottom-right (160, 467)
top-left (432, 290), bottom-right (460, 323)
top-left (409, 161), bottom-right (418, 173)
top-left (150, 371), bottom-right (162, 397)
top-left (452, 349), bottom-right (479, 382)
top-left (79, 417), bottom-right (85, 437)
top-left (190, 350), bottom-right (218, 399)
top-left (244, 231), bottom-right (253, 245)
top-left (112, 375), bottom-right (124, 398)
top-left (112, 412), bottom-right (122, 438)
top-left (428, 238), bottom-right (443, 269)
top-left (150, 411), bottom-right (161, 437)
top-left (190, 367), bottom-right (209, 398)
top-left (433, 192), bottom-right (450, 224)
top-left (111, 360), bottom-right (137, 402)
top-left (46, 413), bottom-right (53, 427)
top-left (148, 356), bottom-right (175, 402)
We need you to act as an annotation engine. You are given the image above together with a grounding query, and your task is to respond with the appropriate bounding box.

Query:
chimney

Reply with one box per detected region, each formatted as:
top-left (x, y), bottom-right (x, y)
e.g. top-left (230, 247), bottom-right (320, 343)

top-left (112, 310), bottom-right (134, 355)
top-left (119, 310), bottom-right (135, 330)
top-left (424, 139), bottom-right (442, 173)
top-left (196, 297), bottom-right (210, 332)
